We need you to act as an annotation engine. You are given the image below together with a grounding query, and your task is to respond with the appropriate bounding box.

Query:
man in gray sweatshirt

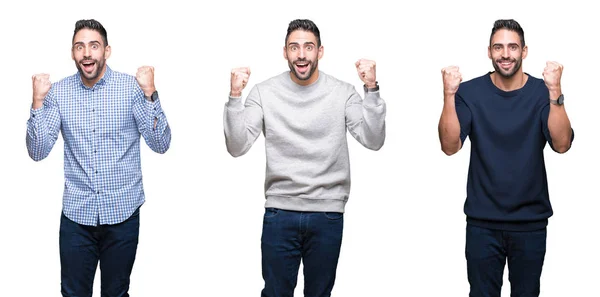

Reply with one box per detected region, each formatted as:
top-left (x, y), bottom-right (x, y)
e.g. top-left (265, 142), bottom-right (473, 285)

top-left (223, 19), bottom-right (386, 297)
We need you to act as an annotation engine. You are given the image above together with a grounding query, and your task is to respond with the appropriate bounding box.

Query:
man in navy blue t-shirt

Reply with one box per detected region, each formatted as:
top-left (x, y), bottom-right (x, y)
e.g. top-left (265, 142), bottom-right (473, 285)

top-left (438, 19), bottom-right (574, 297)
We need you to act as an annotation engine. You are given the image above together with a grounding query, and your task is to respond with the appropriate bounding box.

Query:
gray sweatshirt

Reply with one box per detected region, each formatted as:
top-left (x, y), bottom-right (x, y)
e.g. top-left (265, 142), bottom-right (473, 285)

top-left (223, 71), bottom-right (386, 213)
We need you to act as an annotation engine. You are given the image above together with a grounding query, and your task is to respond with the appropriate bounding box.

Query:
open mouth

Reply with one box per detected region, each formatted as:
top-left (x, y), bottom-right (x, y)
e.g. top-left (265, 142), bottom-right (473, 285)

top-left (81, 60), bottom-right (96, 72)
top-left (294, 61), bottom-right (310, 73)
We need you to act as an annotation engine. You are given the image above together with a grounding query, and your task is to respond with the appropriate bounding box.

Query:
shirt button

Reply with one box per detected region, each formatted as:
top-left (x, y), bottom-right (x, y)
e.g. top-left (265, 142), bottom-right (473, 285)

top-left (97, 191), bottom-right (100, 194)
top-left (95, 170), bottom-right (98, 174)
top-left (94, 150), bottom-right (97, 153)
top-left (93, 129), bottom-right (96, 133)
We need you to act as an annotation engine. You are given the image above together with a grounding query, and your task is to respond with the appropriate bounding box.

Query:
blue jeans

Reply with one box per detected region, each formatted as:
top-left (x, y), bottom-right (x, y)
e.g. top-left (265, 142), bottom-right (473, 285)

top-left (466, 224), bottom-right (547, 297)
top-left (59, 208), bottom-right (140, 297)
top-left (261, 208), bottom-right (344, 297)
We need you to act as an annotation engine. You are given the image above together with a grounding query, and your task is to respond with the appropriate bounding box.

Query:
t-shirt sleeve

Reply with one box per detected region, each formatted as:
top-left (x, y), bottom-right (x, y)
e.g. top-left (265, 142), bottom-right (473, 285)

top-left (455, 92), bottom-right (472, 146)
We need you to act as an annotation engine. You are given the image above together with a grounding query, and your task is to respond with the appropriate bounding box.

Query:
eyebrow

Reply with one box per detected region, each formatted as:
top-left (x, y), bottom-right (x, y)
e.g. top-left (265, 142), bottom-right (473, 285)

top-left (73, 40), bottom-right (101, 46)
top-left (288, 41), bottom-right (316, 46)
top-left (492, 42), bottom-right (520, 47)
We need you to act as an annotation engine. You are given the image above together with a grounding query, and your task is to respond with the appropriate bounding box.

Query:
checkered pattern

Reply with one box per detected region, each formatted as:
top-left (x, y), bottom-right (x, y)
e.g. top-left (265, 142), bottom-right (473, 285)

top-left (26, 66), bottom-right (171, 226)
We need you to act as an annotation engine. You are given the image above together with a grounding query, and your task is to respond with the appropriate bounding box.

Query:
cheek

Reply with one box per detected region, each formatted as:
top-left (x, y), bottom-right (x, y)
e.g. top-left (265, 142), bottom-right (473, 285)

top-left (287, 52), bottom-right (297, 61)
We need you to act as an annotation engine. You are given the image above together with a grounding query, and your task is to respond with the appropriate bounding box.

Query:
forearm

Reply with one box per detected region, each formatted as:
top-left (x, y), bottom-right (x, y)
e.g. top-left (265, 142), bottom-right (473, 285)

top-left (352, 91), bottom-right (386, 150)
top-left (26, 106), bottom-right (53, 161)
top-left (223, 96), bottom-right (254, 157)
top-left (140, 98), bottom-right (171, 154)
top-left (438, 95), bottom-right (461, 155)
top-left (547, 90), bottom-right (572, 153)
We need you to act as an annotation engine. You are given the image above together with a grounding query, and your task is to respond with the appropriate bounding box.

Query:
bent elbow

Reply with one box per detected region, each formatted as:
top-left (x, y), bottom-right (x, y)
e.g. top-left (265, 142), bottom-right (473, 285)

top-left (554, 144), bottom-right (571, 154)
top-left (441, 146), bottom-right (459, 156)
top-left (367, 138), bottom-right (385, 151)
top-left (226, 143), bottom-right (249, 158)
top-left (227, 148), bottom-right (246, 158)
top-left (28, 151), bottom-right (46, 162)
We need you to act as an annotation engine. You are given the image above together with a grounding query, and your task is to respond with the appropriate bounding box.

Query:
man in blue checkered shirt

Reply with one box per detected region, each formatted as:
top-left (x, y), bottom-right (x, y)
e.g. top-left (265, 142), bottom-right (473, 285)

top-left (26, 19), bottom-right (171, 297)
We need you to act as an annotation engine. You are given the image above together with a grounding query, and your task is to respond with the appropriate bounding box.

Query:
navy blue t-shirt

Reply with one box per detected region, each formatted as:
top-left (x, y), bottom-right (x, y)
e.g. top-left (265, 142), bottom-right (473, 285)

top-left (456, 72), bottom-right (574, 231)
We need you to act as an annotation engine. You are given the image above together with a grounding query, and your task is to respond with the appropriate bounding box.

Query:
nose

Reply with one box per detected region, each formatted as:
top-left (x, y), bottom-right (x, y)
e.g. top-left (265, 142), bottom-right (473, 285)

top-left (501, 47), bottom-right (509, 59)
top-left (83, 45), bottom-right (92, 57)
top-left (297, 48), bottom-right (306, 59)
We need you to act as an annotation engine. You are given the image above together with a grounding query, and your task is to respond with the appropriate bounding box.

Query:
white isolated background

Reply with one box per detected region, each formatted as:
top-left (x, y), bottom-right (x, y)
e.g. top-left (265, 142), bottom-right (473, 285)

top-left (0, 0), bottom-right (597, 296)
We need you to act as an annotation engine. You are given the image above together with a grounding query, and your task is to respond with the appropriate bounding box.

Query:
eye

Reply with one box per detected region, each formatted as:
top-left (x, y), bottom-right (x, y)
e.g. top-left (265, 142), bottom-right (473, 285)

top-left (290, 45), bottom-right (298, 51)
top-left (92, 44), bottom-right (99, 50)
top-left (306, 45), bottom-right (313, 51)
top-left (509, 45), bottom-right (518, 51)
top-left (494, 45), bottom-right (502, 51)
top-left (76, 45), bottom-right (83, 51)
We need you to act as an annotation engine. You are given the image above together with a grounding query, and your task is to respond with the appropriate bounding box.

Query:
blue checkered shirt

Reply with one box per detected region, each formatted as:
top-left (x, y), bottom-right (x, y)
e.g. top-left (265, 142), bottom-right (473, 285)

top-left (26, 66), bottom-right (171, 226)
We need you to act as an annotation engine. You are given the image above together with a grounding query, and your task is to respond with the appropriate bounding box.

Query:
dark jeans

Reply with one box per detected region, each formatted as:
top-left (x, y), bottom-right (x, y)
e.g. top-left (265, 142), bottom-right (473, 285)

top-left (59, 208), bottom-right (140, 297)
top-left (466, 224), bottom-right (547, 297)
top-left (261, 208), bottom-right (344, 297)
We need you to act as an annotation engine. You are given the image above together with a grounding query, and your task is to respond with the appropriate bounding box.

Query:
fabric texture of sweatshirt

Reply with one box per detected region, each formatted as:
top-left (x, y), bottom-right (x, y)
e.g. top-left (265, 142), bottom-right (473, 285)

top-left (224, 71), bottom-right (386, 213)
top-left (456, 72), bottom-right (574, 231)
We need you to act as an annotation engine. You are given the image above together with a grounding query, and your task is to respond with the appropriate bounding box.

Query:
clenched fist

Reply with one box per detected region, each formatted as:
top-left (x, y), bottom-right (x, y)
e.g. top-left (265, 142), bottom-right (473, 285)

top-left (542, 61), bottom-right (563, 92)
top-left (32, 74), bottom-right (51, 109)
top-left (355, 59), bottom-right (377, 88)
top-left (136, 66), bottom-right (156, 98)
top-left (441, 66), bottom-right (462, 96)
top-left (230, 67), bottom-right (251, 97)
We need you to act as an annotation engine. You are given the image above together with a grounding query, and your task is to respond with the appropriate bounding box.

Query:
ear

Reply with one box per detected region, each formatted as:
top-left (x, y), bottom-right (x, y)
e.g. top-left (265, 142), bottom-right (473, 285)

top-left (283, 45), bottom-right (288, 60)
top-left (521, 45), bottom-right (528, 60)
top-left (317, 45), bottom-right (324, 60)
top-left (105, 45), bottom-right (112, 60)
top-left (487, 46), bottom-right (492, 60)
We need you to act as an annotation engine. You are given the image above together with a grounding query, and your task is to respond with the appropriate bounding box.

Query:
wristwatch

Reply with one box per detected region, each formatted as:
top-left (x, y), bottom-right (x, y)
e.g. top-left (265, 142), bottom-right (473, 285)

top-left (149, 90), bottom-right (158, 102)
top-left (550, 94), bottom-right (564, 105)
top-left (364, 81), bottom-right (379, 92)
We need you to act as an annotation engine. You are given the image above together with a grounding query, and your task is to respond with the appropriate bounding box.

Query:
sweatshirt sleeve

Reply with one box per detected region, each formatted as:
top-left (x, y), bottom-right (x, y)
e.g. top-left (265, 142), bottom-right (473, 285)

top-left (223, 86), bottom-right (264, 157)
top-left (345, 85), bottom-right (386, 150)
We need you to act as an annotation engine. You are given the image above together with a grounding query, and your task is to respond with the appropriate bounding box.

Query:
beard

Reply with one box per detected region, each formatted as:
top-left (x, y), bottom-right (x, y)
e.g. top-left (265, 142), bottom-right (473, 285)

top-left (492, 57), bottom-right (522, 78)
top-left (288, 57), bottom-right (318, 81)
top-left (75, 57), bottom-right (106, 83)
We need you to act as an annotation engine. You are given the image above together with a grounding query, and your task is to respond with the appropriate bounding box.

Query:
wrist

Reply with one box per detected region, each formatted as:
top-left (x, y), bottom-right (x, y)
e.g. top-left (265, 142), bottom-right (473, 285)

top-left (143, 87), bottom-right (156, 98)
top-left (443, 91), bottom-right (456, 99)
top-left (32, 101), bottom-right (43, 110)
top-left (145, 90), bottom-right (158, 102)
top-left (364, 81), bottom-right (379, 92)
top-left (365, 82), bottom-right (377, 89)
top-left (548, 88), bottom-right (562, 100)
top-left (230, 91), bottom-right (242, 97)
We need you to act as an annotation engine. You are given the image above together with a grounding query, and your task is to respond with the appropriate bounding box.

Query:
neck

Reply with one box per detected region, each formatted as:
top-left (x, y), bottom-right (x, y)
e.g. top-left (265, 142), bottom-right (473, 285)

top-left (491, 70), bottom-right (527, 92)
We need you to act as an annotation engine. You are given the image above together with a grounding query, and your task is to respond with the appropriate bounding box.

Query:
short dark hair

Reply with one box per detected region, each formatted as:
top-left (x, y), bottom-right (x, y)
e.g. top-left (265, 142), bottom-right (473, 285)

top-left (490, 19), bottom-right (525, 47)
top-left (73, 19), bottom-right (108, 46)
top-left (285, 19), bottom-right (321, 47)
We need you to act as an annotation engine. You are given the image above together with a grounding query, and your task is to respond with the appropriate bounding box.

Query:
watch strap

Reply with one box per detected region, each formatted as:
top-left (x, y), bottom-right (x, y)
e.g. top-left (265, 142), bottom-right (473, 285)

top-left (364, 81), bottom-right (379, 92)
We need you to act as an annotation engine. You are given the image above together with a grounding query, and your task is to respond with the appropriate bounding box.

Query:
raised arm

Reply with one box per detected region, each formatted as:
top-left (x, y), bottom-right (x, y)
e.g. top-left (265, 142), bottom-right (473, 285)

top-left (133, 66), bottom-right (171, 154)
top-left (345, 59), bottom-right (386, 150)
top-left (438, 66), bottom-right (469, 156)
top-left (26, 74), bottom-right (61, 161)
top-left (542, 61), bottom-right (573, 153)
top-left (223, 67), bottom-right (264, 157)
